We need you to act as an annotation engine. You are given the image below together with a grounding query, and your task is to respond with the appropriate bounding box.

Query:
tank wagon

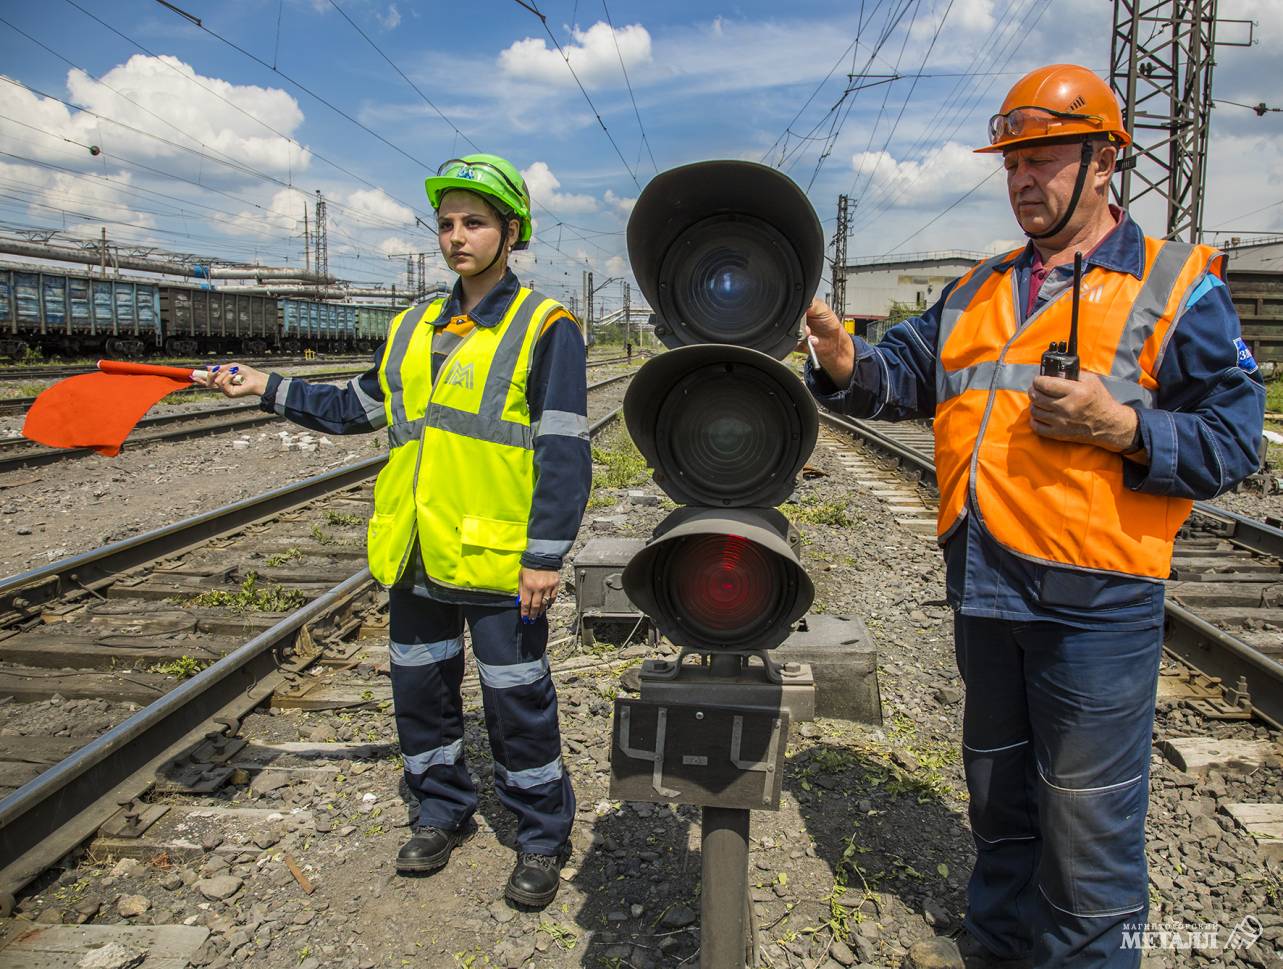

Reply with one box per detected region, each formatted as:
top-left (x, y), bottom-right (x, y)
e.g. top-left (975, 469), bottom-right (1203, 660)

top-left (0, 264), bottom-right (407, 358)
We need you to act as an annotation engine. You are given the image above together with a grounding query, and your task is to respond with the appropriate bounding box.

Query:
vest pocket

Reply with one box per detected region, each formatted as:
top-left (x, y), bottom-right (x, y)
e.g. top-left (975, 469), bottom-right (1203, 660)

top-left (457, 515), bottom-right (527, 593)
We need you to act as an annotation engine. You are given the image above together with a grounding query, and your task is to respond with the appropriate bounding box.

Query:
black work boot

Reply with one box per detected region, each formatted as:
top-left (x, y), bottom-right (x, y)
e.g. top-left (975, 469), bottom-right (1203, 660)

top-left (504, 847), bottom-right (568, 908)
top-left (395, 821), bottom-right (473, 874)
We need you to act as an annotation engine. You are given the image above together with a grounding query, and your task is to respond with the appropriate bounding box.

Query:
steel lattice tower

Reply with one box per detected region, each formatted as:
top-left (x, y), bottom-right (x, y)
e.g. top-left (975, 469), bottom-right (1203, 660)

top-left (314, 190), bottom-right (329, 275)
top-left (831, 195), bottom-right (850, 320)
top-left (1110, 0), bottom-right (1218, 241)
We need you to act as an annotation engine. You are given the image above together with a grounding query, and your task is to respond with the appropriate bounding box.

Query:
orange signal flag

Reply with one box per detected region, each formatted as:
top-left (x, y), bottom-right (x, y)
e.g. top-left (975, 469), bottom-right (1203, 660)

top-left (21, 360), bottom-right (206, 457)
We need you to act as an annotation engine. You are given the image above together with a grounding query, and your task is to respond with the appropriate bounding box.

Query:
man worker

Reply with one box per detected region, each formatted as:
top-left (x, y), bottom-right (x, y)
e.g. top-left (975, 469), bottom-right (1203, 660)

top-left (804, 64), bottom-right (1265, 967)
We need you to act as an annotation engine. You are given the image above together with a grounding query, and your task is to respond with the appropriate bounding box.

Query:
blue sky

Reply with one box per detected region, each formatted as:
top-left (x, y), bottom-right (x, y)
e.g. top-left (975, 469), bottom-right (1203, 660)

top-left (1, 0), bottom-right (1279, 312)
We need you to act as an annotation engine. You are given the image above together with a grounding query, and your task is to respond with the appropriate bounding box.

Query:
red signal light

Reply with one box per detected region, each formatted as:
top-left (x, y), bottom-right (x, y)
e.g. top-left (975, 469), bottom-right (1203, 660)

top-left (666, 534), bottom-right (783, 641)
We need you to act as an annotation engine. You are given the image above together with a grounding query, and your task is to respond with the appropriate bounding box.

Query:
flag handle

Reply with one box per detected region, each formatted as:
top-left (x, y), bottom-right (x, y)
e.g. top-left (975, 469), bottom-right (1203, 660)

top-left (98, 360), bottom-right (244, 385)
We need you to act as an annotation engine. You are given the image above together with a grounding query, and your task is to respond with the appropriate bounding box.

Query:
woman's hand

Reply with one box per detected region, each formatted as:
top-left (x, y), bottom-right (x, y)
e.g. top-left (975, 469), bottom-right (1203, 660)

top-left (192, 363), bottom-right (270, 398)
top-left (518, 567), bottom-right (560, 622)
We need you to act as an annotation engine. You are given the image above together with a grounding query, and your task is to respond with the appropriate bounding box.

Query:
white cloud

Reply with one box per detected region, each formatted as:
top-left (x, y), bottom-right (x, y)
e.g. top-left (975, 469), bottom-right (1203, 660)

top-left (379, 4), bottom-right (401, 30)
top-left (499, 22), bottom-right (652, 88)
top-left (850, 141), bottom-right (999, 211)
top-left (0, 56), bottom-right (310, 180)
top-left (0, 160), bottom-right (156, 229)
top-left (522, 161), bottom-right (599, 215)
top-left (603, 189), bottom-right (636, 215)
top-left (346, 188), bottom-right (414, 226)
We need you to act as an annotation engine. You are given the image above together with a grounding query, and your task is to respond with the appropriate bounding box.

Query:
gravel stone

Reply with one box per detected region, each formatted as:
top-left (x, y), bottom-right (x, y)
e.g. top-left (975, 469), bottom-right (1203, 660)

top-left (194, 874), bottom-right (243, 901)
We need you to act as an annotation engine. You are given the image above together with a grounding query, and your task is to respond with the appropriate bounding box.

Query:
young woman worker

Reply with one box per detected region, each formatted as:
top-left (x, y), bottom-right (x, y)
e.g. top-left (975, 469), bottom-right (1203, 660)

top-left (200, 154), bottom-right (591, 908)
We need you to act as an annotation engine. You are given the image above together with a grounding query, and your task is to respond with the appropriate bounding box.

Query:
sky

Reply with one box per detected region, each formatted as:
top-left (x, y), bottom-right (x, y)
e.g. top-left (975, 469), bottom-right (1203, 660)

top-left (0, 0), bottom-right (1279, 313)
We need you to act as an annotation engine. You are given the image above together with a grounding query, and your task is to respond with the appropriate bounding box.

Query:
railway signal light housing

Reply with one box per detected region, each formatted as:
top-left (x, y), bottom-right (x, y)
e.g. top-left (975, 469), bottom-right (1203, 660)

top-left (620, 160), bottom-right (823, 658)
top-left (627, 160), bottom-right (825, 359)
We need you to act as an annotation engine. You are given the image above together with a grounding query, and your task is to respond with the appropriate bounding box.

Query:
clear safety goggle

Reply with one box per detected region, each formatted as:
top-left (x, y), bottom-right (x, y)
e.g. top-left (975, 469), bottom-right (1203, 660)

top-left (988, 106), bottom-right (1104, 145)
top-left (436, 158), bottom-right (527, 205)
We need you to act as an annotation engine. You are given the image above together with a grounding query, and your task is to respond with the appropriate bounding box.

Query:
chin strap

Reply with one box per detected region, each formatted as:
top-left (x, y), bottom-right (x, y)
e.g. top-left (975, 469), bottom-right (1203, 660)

top-left (1027, 140), bottom-right (1096, 241)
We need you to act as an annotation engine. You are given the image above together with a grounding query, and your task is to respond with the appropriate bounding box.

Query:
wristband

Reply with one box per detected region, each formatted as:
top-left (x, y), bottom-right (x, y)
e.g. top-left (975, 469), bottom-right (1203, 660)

top-left (1121, 414), bottom-right (1144, 455)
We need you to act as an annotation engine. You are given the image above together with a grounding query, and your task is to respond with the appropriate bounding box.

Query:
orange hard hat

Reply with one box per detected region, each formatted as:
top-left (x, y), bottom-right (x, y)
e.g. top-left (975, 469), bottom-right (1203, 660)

top-left (976, 64), bottom-right (1132, 154)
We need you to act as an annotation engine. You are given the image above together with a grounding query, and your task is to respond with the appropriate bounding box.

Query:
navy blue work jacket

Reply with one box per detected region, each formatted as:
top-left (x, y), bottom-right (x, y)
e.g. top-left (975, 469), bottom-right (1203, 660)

top-left (806, 212), bottom-right (1266, 629)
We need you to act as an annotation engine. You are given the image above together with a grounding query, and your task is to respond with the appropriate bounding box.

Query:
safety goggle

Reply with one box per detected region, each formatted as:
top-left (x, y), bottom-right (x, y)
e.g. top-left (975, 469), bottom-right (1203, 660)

top-left (988, 106), bottom-right (1104, 145)
top-left (436, 158), bottom-right (528, 205)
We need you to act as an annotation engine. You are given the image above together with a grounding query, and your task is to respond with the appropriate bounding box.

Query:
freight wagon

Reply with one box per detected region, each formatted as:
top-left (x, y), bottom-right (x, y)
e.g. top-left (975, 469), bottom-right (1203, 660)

top-left (0, 267), bottom-right (161, 358)
top-left (0, 264), bottom-right (406, 358)
top-left (159, 288), bottom-right (278, 356)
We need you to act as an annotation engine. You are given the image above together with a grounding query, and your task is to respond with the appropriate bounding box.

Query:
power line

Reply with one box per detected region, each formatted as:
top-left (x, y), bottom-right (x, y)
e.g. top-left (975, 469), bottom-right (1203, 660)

top-left (60, 0), bottom-right (435, 229)
top-left (314, 0), bottom-right (612, 272)
top-left (842, 0), bottom-right (956, 199)
top-left (508, 0), bottom-right (642, 190)
top-left (885, 166), bottom-right (1001, 252)
top-left (600, 0), bottom-right (659, 174)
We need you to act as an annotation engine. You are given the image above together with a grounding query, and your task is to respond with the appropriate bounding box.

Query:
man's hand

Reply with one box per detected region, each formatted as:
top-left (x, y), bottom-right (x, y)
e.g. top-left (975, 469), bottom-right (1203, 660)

top-left (191, 362), bottom-right (270, 398)
top-left (1029, 372), bottom-right (1139, 453)
top-left (801, 297), bottom-right (855, 386)
top-left (518, 567), bottom-right (560, 622)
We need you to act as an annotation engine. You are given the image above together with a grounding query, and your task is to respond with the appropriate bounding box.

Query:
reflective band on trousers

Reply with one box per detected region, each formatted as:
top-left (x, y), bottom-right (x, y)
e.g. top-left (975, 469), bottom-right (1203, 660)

top-left (931, 238), bottom-right (1223, 579)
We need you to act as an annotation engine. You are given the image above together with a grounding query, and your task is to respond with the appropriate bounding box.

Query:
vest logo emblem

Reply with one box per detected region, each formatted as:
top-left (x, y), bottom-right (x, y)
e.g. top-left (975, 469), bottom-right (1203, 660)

top-left (444, 362), bottom-right (474, 389)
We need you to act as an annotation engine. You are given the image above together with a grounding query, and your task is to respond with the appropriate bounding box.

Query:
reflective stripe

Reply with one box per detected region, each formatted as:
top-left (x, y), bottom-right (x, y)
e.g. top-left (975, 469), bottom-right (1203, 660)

top-left (384, 299), bottom-right (443, 425)
top-left (387, 417), bottom-right (425, 448)
top-left (974, 831), bottom-right (1038, 845)
top-left (940, 362), bottom-right (1155, 409)
top-left (1038, 885), bottom-right (1144, 919)
top-left (402, 737), bottom-right (464, 774)
top-left (525, 537), bottom-right (573, 557)
top-left (475, 654), bottom-right (550, 689)
top-left (534, 409), bottom-right (588, 440)
top-left (349, 375), bottom-right (385, 426)
top-left (272, 376), bottom-right (294, 416)
top-left (477, 292), bottom-right (540, 423)
top-left (428, 403), bottom-right (533, 449)
top-left (389, 635), bottom-right (463, 667)
top-left (494, 755), bottom-right (564, 790)
top-left (963, 739), bottom-right (1028, 754)
top-left (1110, 241), bottom-right (1192, 384)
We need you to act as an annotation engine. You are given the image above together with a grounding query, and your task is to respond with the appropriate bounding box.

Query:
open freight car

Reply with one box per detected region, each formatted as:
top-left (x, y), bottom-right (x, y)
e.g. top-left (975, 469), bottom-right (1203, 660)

top-left (159, 287), bottom-right (278, 356)
top-left (0, 266), bottom-right (161, 358)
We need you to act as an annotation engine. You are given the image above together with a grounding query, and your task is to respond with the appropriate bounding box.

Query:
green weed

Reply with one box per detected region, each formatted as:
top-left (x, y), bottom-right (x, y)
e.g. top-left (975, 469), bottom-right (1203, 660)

top-left (184, 573), bottom-right (305, 613)
top-left (150, 656), bottom-right (209, 679)
top-left (265, 547), bottom-right (303, 567)
top-left (591, 429), bottom-right (650, 489)
top-left (323, 510), bottom-right (363, 527)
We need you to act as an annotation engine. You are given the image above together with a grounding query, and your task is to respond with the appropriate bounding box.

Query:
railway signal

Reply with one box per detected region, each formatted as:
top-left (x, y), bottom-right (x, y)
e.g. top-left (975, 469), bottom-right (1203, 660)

top-left (609, 160), bottom-right (824, 969)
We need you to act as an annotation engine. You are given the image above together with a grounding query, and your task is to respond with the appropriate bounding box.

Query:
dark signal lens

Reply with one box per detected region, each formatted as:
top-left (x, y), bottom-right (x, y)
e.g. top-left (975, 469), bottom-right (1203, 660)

top-left (658, 215), bottom-right (802, 348)
top-left (655, 363), bottom-right (795, 505)
top-left (663, 534), bottom-right (786, 644)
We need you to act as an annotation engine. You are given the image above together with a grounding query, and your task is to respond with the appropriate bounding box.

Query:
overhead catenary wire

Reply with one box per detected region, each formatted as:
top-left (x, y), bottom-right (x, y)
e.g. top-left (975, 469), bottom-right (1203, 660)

top-left (600, 0), bottom-right (659, 175)
top-left (884, 166), bottom-right (1001, 252)
top-left (316, 0), bottom-right (613, 273)
top-left (59, 0), bottom-right (438, 232)
top-left (508, 0), bottom-right (642, 190)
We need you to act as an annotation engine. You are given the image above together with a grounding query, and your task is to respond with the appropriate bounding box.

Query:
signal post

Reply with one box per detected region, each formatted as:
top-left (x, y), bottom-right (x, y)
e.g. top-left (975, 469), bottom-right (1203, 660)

top-left (608, 161), bottom-right (826, 969)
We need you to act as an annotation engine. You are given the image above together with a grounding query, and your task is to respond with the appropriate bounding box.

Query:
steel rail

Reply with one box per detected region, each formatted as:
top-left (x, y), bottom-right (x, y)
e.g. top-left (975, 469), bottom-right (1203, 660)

top-left (0, 570), bottom-right (375, 898)
top-left (819, 410), bottom-right (1283, 728)
top-left (0, 379), bottom-right (632, 896)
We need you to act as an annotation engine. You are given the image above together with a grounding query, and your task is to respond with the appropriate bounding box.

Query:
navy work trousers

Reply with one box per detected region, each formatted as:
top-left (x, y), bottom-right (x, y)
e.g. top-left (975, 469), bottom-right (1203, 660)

top-left (954, 614), bottom-right (1162, 968)
top-left (388, 588), bottom-right (575, 855)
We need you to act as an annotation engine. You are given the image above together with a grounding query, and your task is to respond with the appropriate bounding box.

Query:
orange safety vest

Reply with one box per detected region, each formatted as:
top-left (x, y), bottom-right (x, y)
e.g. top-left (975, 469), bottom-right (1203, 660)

top-left (933, 237), bottom-right (1224, 579)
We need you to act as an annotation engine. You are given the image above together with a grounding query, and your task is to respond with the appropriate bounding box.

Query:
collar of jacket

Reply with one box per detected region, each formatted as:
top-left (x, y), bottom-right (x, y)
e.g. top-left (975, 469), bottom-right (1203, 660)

top-left (440, 268), bottom-right (522, 328)
top-left (993, 207), bottom-right (1146, 281)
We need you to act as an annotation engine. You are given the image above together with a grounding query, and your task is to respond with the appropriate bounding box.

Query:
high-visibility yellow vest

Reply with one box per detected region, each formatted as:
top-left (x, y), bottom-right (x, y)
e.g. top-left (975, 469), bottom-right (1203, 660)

top-left (366, 286), bottom-right (564, 592)
top-left (933, 238), bottom-right (1223, 579)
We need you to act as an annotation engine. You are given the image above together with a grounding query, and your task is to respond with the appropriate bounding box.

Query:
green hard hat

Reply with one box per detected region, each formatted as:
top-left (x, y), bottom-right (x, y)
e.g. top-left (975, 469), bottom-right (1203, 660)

top-left (425, 153), bottom-right (533, 251)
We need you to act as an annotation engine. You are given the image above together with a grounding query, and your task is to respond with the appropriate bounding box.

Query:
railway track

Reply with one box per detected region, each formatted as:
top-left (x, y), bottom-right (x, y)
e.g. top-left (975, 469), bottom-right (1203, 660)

top-left (0, 353), bottom-right (640, 420)
top-left (0, 369), bottom-right (633, 900)
top-left (817, 412), bottom-right (1283, 730)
